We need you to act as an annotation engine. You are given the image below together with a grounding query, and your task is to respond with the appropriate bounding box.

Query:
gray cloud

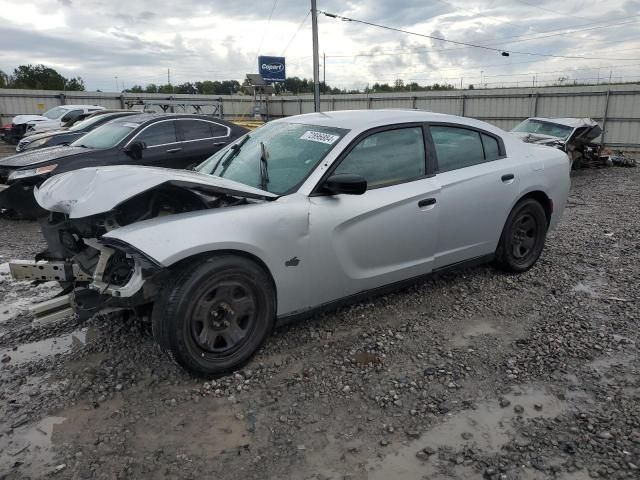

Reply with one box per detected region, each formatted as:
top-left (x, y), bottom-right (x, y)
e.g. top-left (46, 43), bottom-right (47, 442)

top-left (0, 0), bottom-right (638, 91)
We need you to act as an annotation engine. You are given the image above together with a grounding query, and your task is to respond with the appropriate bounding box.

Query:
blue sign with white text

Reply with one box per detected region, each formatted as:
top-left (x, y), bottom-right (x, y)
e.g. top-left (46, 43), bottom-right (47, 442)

top-left (258, 56), bottom-right (286, 83)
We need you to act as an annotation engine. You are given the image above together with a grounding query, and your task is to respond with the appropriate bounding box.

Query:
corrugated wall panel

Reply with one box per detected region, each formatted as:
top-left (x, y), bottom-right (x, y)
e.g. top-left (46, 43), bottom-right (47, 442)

top-left (2, 86), bottom-right (639, 149)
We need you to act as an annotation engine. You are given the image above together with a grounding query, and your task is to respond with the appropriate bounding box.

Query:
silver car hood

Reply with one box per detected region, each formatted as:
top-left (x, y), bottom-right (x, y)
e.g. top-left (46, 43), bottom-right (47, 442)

top-left (35, 165), bottom-right (277, 219)
top-left (12, 114), bottom-right (49, 125)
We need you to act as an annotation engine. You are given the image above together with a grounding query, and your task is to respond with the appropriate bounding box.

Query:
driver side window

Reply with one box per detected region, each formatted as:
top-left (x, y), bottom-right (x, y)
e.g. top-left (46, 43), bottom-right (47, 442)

top-left (333, 127), bottom-right (425, 189)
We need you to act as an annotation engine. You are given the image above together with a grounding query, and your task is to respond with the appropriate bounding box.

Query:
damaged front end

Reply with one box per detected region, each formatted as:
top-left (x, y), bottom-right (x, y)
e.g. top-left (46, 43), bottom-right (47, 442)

top-left (9, 166), bottom-right (276, 321)
top-left (511, 118), bottom-right (605, 169)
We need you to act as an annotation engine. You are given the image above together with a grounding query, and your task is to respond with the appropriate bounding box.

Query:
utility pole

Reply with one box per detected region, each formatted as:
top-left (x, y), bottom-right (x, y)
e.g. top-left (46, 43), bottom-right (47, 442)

top-left (167, 68), bottom-right (171, 85)
top-left (323, 52), bottom-right (326, 93)
top-left (311, 0), bottom-right (321, 112)
top-left (114, 76), bottom-right (119, 92)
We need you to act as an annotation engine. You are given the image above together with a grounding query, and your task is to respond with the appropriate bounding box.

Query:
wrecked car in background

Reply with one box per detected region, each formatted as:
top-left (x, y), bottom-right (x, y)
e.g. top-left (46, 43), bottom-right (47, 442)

top-left (4, 105), bottom-right (105, 143)
top-left (9, 110), bottom-right (570, 377)
top-left (0, 113), bottom-right (248, 218)
top-left (511, 117), bottom-right (604, 169)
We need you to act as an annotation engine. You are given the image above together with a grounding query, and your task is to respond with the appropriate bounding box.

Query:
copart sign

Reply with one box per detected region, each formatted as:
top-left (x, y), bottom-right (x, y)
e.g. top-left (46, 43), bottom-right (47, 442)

top-left (258, 56), bottom-right (286, 83)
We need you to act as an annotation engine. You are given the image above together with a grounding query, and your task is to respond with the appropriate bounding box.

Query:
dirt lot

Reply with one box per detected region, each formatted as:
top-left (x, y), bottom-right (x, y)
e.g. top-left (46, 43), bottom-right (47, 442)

top-left (0, 160), bottom-right (639, 479)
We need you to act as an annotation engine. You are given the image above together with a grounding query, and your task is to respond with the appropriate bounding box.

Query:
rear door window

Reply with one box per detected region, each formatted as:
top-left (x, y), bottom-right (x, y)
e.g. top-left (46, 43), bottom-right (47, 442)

top-left (180, 120), bottom-right (214, 141)
top-left (430, 126), bottom-right (486, 172)
top-left (136, 121), bottom-right (178, 147)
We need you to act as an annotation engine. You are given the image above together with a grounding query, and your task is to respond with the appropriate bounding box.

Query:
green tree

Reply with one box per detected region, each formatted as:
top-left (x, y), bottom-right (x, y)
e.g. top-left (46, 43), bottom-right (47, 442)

top-left (126, 85), bottom-right (145, 93)
top-left (10, 64), bottom-right (65, 90)
top-left (144, 84), bottom-right (159, 93)
top-left (0, 70), bottom-right (8, 88)
top-left (64, 77), bottom-right (85, 91)
top-left (157, 84), bottom-right (174, 94)
top-left (174, 82), bottom-right (197, 94)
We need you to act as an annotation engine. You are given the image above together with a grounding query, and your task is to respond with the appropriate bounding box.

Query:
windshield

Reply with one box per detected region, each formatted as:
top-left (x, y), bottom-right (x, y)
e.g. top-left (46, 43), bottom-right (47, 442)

top-left (70, 121), bottom-right (138, 149)
top-left (511, 119), bottom-right (573, 140)
top-left (43, 107), bottom-right (67, 120)
top-left (196, 122), bottom-right (349, 194)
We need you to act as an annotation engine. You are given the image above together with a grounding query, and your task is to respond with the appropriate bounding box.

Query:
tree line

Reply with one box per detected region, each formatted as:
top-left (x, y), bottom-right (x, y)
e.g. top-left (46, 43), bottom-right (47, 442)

top-left (0, 64), bottom-right (85, 91)
top-left (0, 64), bottom-right (457, 94)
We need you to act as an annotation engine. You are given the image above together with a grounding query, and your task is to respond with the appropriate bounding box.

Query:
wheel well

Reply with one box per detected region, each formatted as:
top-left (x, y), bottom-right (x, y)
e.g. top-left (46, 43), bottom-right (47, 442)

top-left (520, 191), bottom-right (552, 224)
top-left (169, 250), bottom-right (278, 303)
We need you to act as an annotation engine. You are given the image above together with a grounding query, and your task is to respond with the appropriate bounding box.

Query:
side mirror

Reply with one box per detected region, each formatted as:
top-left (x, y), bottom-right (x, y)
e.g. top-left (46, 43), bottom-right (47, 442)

top-left (323, 174), bottom-right (367, 195)
top-left (124, 141), bottom-right (146, 160)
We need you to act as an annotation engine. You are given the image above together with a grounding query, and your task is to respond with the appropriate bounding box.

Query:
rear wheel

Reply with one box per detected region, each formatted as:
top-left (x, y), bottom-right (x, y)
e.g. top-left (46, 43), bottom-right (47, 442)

top-left (495, 198), bottom-right (548, 273)
top-left (152, 255), bottom-right (275, 377)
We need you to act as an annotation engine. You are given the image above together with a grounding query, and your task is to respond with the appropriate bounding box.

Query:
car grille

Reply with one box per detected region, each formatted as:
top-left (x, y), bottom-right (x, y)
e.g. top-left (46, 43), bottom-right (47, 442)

top-left (11, 123), bottom-right (27, 137)
top-left (0, 167), bottom-right (12, 185)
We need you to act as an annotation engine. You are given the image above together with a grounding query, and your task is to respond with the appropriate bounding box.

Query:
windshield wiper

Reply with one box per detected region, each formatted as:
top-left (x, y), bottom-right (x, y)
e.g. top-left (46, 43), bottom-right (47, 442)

top-left (259, 141), bottom-right (270, 191)
top-left (215, 135), bottom-right (250, 175)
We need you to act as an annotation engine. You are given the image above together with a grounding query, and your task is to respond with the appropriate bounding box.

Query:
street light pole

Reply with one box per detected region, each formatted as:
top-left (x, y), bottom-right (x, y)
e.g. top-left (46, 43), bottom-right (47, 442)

top-left (311, 0), bottom-right (321, 112)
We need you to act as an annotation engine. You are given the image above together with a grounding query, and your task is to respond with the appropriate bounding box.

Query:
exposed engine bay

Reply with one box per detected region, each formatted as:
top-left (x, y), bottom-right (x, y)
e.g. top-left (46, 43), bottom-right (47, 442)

top-left (511, 117), bottom-right (605, 169)
top-left (11, 169), bottom-right (273, 320)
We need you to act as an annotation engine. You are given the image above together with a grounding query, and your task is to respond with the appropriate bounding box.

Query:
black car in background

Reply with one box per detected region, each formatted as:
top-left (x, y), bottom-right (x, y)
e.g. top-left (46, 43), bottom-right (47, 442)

top-left (0, 113), bottom-right (249, 218)
top-left (15, 110), bottom-right (140, 152)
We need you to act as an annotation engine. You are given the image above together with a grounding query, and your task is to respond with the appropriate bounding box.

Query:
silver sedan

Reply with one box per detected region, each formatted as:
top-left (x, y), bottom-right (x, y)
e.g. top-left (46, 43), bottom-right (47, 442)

top-left (22, 110), bottom-right (570, 376)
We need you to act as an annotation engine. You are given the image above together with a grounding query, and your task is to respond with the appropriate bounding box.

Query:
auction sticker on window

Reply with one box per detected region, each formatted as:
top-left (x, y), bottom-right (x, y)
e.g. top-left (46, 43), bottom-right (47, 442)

top-left (300, 131), bottom-right (340, 144)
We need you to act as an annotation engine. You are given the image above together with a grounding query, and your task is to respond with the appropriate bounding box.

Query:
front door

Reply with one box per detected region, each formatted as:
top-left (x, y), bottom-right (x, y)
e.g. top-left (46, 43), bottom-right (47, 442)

top-left (308, 125), bottom-right (440, 307)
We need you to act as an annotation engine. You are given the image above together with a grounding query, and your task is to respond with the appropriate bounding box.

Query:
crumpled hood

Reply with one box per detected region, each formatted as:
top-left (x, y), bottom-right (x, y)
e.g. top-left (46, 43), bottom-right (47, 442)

top-left (35, 165), bottom-right (278, 219)
top-left (12, 114), bottom-right (49, 125)
top-left (0, 145), bottom-right (89, 168)
top-left (512, 132), bottom-right (565, 146)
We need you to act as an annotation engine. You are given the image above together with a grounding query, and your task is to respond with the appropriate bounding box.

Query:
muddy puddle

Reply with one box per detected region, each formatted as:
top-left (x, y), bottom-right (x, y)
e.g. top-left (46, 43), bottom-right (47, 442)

top-left (0, 415), bottom-right (67, 476)
top-left (0, 327), bottom-right (95, 366)
top-left (367, 385), bottom-right (572, 479)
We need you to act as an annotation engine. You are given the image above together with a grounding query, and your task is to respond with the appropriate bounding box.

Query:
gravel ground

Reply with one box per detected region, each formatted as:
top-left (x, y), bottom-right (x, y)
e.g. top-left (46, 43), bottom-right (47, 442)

top-left (0, 164), bottom-right (638, 480)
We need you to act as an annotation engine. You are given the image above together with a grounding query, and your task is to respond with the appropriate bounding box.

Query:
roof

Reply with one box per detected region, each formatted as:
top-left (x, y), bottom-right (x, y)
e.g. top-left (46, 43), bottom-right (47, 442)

top-left (109, 113), bottom-right (233, 125)
top-left (277, 109), bottom-right (502, 133)
top-left (528, 117), bottom-right (599, 128)
top-left (57, 105), bottom-right (105, 110)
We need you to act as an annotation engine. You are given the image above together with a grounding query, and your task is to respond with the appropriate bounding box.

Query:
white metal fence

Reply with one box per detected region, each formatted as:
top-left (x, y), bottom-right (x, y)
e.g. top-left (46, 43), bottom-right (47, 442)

top-left (2, 84), bottom-right (639, 149)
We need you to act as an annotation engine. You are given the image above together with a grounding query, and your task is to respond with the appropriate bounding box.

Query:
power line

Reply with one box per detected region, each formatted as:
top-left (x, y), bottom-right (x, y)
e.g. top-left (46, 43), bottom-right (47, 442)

top-left (319, 10), bottom-right (640, 62)
top-left (255, 0), bottom-right (280, 60)
top-left (281, 9), bottom-right (311, 55)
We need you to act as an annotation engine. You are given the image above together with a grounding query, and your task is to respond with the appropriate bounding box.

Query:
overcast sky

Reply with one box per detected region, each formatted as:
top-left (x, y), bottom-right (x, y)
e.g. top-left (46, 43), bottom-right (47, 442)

top-left (1, 0), bottom-right (639, 91)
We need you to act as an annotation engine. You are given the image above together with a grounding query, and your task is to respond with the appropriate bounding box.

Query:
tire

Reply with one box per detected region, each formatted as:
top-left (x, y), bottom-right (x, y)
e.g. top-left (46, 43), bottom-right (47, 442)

top-left (152, 255), bottom-right (276, 377)
top-left (495, 198), bottom-right (548, 273)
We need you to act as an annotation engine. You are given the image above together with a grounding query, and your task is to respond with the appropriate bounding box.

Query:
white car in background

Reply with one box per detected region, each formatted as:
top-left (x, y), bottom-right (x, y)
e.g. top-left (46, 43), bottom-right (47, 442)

top-left (12, 110), bottom-right (570, 377)
top-left (11, 104), bottom-right (105, 137)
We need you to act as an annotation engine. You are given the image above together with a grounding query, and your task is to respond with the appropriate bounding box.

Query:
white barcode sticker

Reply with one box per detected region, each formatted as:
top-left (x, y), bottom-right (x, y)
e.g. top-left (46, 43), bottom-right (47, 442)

top-left (300, 130), bottom-right (340, 144)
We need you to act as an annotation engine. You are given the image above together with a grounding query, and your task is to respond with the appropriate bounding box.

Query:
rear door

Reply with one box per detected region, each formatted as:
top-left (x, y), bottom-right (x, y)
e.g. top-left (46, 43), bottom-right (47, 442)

top-left (177, 119), bottom-right (231, 167)
top-left (131, 120), bottom-right (182, 168)
top-left (427, 124), bottom-right (520, 268)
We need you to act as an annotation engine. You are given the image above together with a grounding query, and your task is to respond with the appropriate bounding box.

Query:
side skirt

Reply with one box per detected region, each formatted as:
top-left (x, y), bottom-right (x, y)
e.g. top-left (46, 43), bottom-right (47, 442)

top-left (275, 253), bottom-right (495, 328)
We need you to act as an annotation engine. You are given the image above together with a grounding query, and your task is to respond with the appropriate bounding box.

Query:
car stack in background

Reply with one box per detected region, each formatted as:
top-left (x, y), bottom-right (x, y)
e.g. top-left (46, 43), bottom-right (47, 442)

top-left (0, 113), bottom-right (248, 218)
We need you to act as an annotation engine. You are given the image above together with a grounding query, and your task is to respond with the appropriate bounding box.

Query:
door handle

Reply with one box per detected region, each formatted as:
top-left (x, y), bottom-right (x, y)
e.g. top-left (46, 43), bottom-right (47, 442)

top-left (166, 148), bottom-right (182, 153)
top-left (501, 173), bottom-right (515, 182)
top-left (418, 198), bottom-right (437, 208)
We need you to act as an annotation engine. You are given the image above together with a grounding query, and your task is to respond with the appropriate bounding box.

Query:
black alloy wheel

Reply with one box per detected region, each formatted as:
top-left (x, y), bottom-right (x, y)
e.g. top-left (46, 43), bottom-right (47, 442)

top-left (152, 255), bottom-right (275, 377)
top-left (495, 198), bottom-right (548, 273)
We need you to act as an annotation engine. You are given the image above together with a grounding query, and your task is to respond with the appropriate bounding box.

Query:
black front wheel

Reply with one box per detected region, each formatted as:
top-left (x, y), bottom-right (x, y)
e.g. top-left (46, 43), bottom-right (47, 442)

top-left (152, 255), bottom-right (276, 377)
top-left (495, 198), bottom-right (548, 273)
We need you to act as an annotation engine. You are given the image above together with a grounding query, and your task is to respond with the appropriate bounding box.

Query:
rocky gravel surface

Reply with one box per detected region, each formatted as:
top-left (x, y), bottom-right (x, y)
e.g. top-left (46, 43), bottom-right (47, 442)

top-left (0, 165), bottom-right (638, 479)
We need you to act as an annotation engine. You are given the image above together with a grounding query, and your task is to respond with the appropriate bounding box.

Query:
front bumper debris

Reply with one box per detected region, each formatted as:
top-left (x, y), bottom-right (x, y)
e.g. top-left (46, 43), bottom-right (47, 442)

top-left (9, 260), bottom-right (92, 282)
